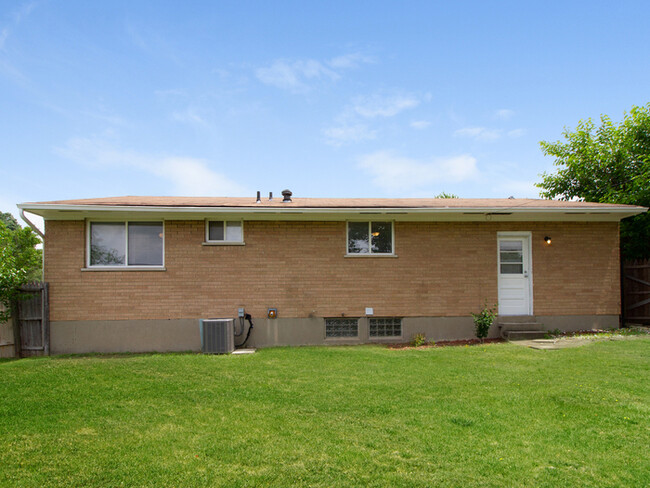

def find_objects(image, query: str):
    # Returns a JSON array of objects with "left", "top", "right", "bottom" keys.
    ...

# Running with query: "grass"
[{"left": 1, "top": 339, "right": 649, "bottom": 487}]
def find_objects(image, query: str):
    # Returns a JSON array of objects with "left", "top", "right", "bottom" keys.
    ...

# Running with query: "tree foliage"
[
  {"left": 0, "top": 217, "right": 42, "bottom": 323},
  {"left": 1, "top": 212, "right": 20, "bottom": 231},
  {"left": 537, "top": 103, "right": 650, "bottom": 259}
]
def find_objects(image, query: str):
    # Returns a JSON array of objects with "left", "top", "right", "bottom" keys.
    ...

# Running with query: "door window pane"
[
  {"left": 499, "top": 240, "right": 524, "bottom": 274},
  {"left": 128, "top": 223, "right": 163, "bottom": 266},
  {"left": 500, "top": 251, "right": 523, "bottom": 262},
  {"left": 371, "top": 222, "right": 392, "bottom": 253},
  {"left": 348, "top": 222, "right": 369, "bottom": 254},
  {"left": 500, "top": 263, "right": 523, "bottom": 274},
  {"left": 500, "top": 240, "right": 522, "bottom": 252},
  {"left": 90, "top": 223, "right": 125, "bottom": 265}
]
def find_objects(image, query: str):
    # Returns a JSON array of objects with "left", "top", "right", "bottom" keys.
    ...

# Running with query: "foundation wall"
[{"left": 49, "top": 314, "right": 620, "bottom": 354}]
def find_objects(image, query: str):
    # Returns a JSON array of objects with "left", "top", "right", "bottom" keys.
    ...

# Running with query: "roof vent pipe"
[
  {"left": 282, "top": 189, "right": 292, "bottom": 202},
  {"left": 269, "top": 192, "right": 273, "bottom": 201},
  {"left": 256, "top": 191, "right": 261, "bottom": 203}
]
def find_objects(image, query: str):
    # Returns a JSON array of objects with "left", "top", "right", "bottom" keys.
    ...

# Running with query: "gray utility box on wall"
[{"left": 199, "top": 318, "right": 235, "bottom": 354}]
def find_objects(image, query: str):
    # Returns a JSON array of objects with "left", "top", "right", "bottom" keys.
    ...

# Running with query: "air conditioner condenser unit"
[{"left": 199, "top": 318, "right": 235, "bottom": 354}]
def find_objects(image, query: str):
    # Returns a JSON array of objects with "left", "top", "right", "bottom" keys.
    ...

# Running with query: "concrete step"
[
  {"left": 498, "top": 315, "right": 537, "bottom": 324},
  {"left": 505, "top": 330, "right": 548, "bottom": 340},
  {"left": 500, "top": 323, "right": 544, "bottom": 333}
]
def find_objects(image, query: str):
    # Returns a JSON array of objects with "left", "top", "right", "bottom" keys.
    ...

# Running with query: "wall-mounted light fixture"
[
  {"left": 544, "top": 236, "right": 552, "bottom": 245},
  {"left": 268, "top": 308, "right": 277, "bottom": 319}
]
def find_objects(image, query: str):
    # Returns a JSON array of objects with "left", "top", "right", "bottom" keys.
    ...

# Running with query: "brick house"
[{"left": 18, "top": 193, "right": 646, "bottom": 353}]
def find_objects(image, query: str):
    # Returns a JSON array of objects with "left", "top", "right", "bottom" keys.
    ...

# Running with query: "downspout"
[{"left": 20, "top": 209, "right": 44, "bottom": 239}]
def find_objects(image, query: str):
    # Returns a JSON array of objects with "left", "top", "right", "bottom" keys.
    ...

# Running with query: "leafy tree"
[
  {"left": 537, "top": 103, "right": 650, "bottom": 259},
  {"left": 1, "top": 212, "right": 19, "bottom": 231},
  {"left": 435, "top": 192, "right": 459, "bottom": 198},
  {"left": 0, "top": 217, "right": 42, "bottom": 323}
]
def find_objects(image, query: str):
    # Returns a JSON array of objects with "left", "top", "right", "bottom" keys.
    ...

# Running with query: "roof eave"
[{"left": 18, "top": 202, "right": 647, "bottom": 221}]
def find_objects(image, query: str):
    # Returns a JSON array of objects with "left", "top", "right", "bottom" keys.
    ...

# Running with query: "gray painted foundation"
[{"left": 49, "top": 314, "right": 620, "bottom": 354}]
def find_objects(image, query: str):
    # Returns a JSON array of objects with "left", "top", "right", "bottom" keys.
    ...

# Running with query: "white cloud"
[
  {"left": 323, "top": 124, "right": 377, "bottom": 147},
  {"left": 358, "top": 151, "right": 479, "bottom": 192},
  {"left": 454, "top": 126, "right": 502, "bottom": 142},
  {"left": 494, "top": 109, "right": 515, "bottom": 120},
  {"left": 492, "top": 179, "right": 539, "bottom": 198},
  {"left": 327, "top": 53, "right": 375, "bottom": 69},
  {"left": 152, "top": 158, "right": 244, "bottom": 196},
  {"left": 410, "top": 120, "right": 431, "bottom": 130},
  {"left": 353, "top": 93, "right": 420, "bottom": 118},
  {"left": 0, "top": 28, "right": 8, "bottom": 50},
  {"left": 171, "top": 107, "right": 210, "bottom": 127},
  {"left": 255, "top": 53, "right": 373, "bottom": 92},
  {"left": 55, "top": 135, "right": 248, "bottom": 196},
  {"left": 0, "top": 1, "right": 37, "bottom": 50},
  {"left": 507, "top": 128, "right": 526, "bottom": 138},
  {"left": 255, "top": 59, "right": 339, "bottom": 92}
]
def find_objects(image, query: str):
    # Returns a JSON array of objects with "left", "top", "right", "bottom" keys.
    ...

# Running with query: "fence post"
[
  {"left": 43, "top": 282, "right": 50, "bottom": 356},
  {"left": 11, "top": 301, "right": 21, "bottom": 357}
]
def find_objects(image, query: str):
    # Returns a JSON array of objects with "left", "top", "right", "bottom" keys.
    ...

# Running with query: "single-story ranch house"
[{"left": 18, "top": 193, "right": 647, "bottom": 354}]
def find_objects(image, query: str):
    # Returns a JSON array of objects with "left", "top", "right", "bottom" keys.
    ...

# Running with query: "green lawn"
[{"left": 1, "top": 339, "right": 649, "bottom": 487}]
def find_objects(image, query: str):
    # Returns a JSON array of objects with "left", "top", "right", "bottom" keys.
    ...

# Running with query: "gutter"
[{"left": 20, "top": 209, "right": 45, "bottom": 239}]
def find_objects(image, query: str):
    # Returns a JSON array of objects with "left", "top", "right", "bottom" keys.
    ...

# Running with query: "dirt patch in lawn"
[{"left": 387, "top": 338, "right": 505, "bottom": 350}]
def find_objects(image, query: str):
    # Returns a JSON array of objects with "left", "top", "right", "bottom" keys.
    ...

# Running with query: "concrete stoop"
[{"left": 498, "top": 316, "right": 547, "bottom": 340}]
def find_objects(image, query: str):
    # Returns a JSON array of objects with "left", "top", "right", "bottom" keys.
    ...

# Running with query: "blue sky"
[{"left": 2, "top": 0, "right": 649, "bottom": 225}]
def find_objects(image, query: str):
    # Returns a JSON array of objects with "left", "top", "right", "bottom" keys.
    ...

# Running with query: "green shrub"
[
  {"left": 411, "top": 333, "right": 427, "bottom": 347},
  {"left": 471, "top": 303, "right": 497, "bottom": 342}
]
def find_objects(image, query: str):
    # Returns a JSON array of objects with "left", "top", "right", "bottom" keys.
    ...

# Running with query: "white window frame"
[
  {"left": 85, "top": 220, "right": 165, "bottom": 270},
  {"left": 204, "top": 219, "right": 245, "bottom": 245},
  {"left": 345, "top": 221, "right": 395, "bottom": 256}
]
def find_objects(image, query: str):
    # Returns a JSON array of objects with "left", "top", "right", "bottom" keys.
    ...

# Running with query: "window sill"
[
  {"left": 324, "top": 336, "right": 361, "bottom": 341},
  {"left": 81, "top": 267, "right": 167, "bottom": 272},
  {"left": 344, "top": 254, "right": 398, "bottom": 258},
  {"left": 202, "top": 241, "right": 245, "bottom": 246}
]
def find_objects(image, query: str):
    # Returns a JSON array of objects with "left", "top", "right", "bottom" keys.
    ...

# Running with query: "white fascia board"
[{"left": 16, "top": 203, "right": 647, "bottom": 221}]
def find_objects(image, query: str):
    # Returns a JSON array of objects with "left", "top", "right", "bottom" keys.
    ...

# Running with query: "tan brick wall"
[{"left": 44, "top": 220, "right": 620, "bottom": 321}]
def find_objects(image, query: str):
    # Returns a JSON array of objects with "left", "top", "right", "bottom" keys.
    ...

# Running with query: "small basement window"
[
  {"left": 369, "top": 317, "right": 402, "bottom": 337},
  {"left": 206, "top": 220, "right": 243, "bottom": 243},
  {"left": 325, "top": 318, "right": 359, "bottom": 338},
  {"left": 347, "top": 221, "right": 393, "bottom": 255},
  {"left": 88, "top": 221, "right": 163, "bottom": 267}
]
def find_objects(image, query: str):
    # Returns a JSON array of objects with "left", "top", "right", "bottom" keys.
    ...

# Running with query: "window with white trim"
[
  {"left": 325, "top": 318, "right": 359, "bottom": 338},
  {"left": 206, "top": 220, "right": 243, "bottom": 243},
  {"left": 369, "top": 317, "right": 402, "bottom": 337},
  {"left": 347, "top": 221, "right": 393, "bottom": 254},
  {"left": 89, "top": 221, "right": 163, "bottom": 267}
]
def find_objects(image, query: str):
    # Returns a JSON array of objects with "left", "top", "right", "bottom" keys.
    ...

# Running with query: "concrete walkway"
[{"left": 510, "top": 335, "right": 642, "bottom": 350}]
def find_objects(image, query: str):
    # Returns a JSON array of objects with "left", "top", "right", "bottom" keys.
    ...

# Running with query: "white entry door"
[{"left": 497, "top": 234, "right": 532, "bottom": 316}]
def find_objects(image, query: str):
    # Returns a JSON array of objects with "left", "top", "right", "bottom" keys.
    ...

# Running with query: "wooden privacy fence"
[
  {"left": 14, "top": 282, "right": 49, "bottom": 357},
  {"left": 622, "top": 259, "right": 650, "bottom": 325}
]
